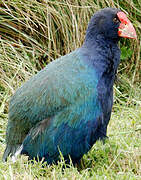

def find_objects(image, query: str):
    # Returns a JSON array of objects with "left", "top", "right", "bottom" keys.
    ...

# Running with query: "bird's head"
[{"left": 85, "top": 8, "right": 137, "bottom": 43}]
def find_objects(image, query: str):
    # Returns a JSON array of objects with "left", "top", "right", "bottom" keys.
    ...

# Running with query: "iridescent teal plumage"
[{"left": 4, "top": 49, "right": 102, "bottom": 163}]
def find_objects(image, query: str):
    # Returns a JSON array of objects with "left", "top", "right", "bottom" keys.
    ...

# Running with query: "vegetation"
[{"left": 0, "top": 0, "right": 140, "bottom": 179}]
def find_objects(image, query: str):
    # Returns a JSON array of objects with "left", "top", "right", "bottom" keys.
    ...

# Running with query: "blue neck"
[
  {"left": 78, "top": 34, "right": 121, "bottom": 89},
  {"left": 83, "top": 33, "right": 119, "bottom": 53}
]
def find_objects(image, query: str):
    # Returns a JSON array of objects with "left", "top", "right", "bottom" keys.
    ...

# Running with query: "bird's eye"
[{"left": 113, "top": 17, "right": 120, "bottom": 23}]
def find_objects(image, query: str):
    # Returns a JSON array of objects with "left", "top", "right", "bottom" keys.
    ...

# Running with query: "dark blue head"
[
  {"left": 85, "top": 8, "right": 121, "bottom": 43},
  {"left": 84, "top": 7, "right": 137, "bottom": 45}
]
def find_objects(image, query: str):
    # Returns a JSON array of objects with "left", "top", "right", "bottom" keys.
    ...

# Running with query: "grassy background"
[{"left": 0, "top": 0, "right": 141, "bottom": 179}]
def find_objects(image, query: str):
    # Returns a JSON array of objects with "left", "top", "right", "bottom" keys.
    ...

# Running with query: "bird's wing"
[
  {"left": 4, "top": 50, "right": 102, "bottom": 161},
  {"left": 20, "top": 75, "right": 102, "bottom": 163}
]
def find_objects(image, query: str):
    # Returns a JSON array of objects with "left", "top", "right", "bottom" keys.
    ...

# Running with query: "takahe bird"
[{"left": 3, "top": 8, "right": 137, "bottom": 164}]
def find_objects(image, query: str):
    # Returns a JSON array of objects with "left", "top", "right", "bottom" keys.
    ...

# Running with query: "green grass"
[
  {"left": 0, "top": 0, "right": 141, "bottom": 179},
  {"left": 0, "top": 104, "right": 140, "bottom": 179}
]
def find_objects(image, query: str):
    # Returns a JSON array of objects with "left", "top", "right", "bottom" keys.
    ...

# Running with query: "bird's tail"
[{"left": 2, "top": 144, "right": 23, "bottom": 162}]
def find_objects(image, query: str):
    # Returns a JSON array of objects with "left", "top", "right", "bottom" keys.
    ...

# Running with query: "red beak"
[{"left": 117, "top": 12, "right": 137, "bottom": 39}]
